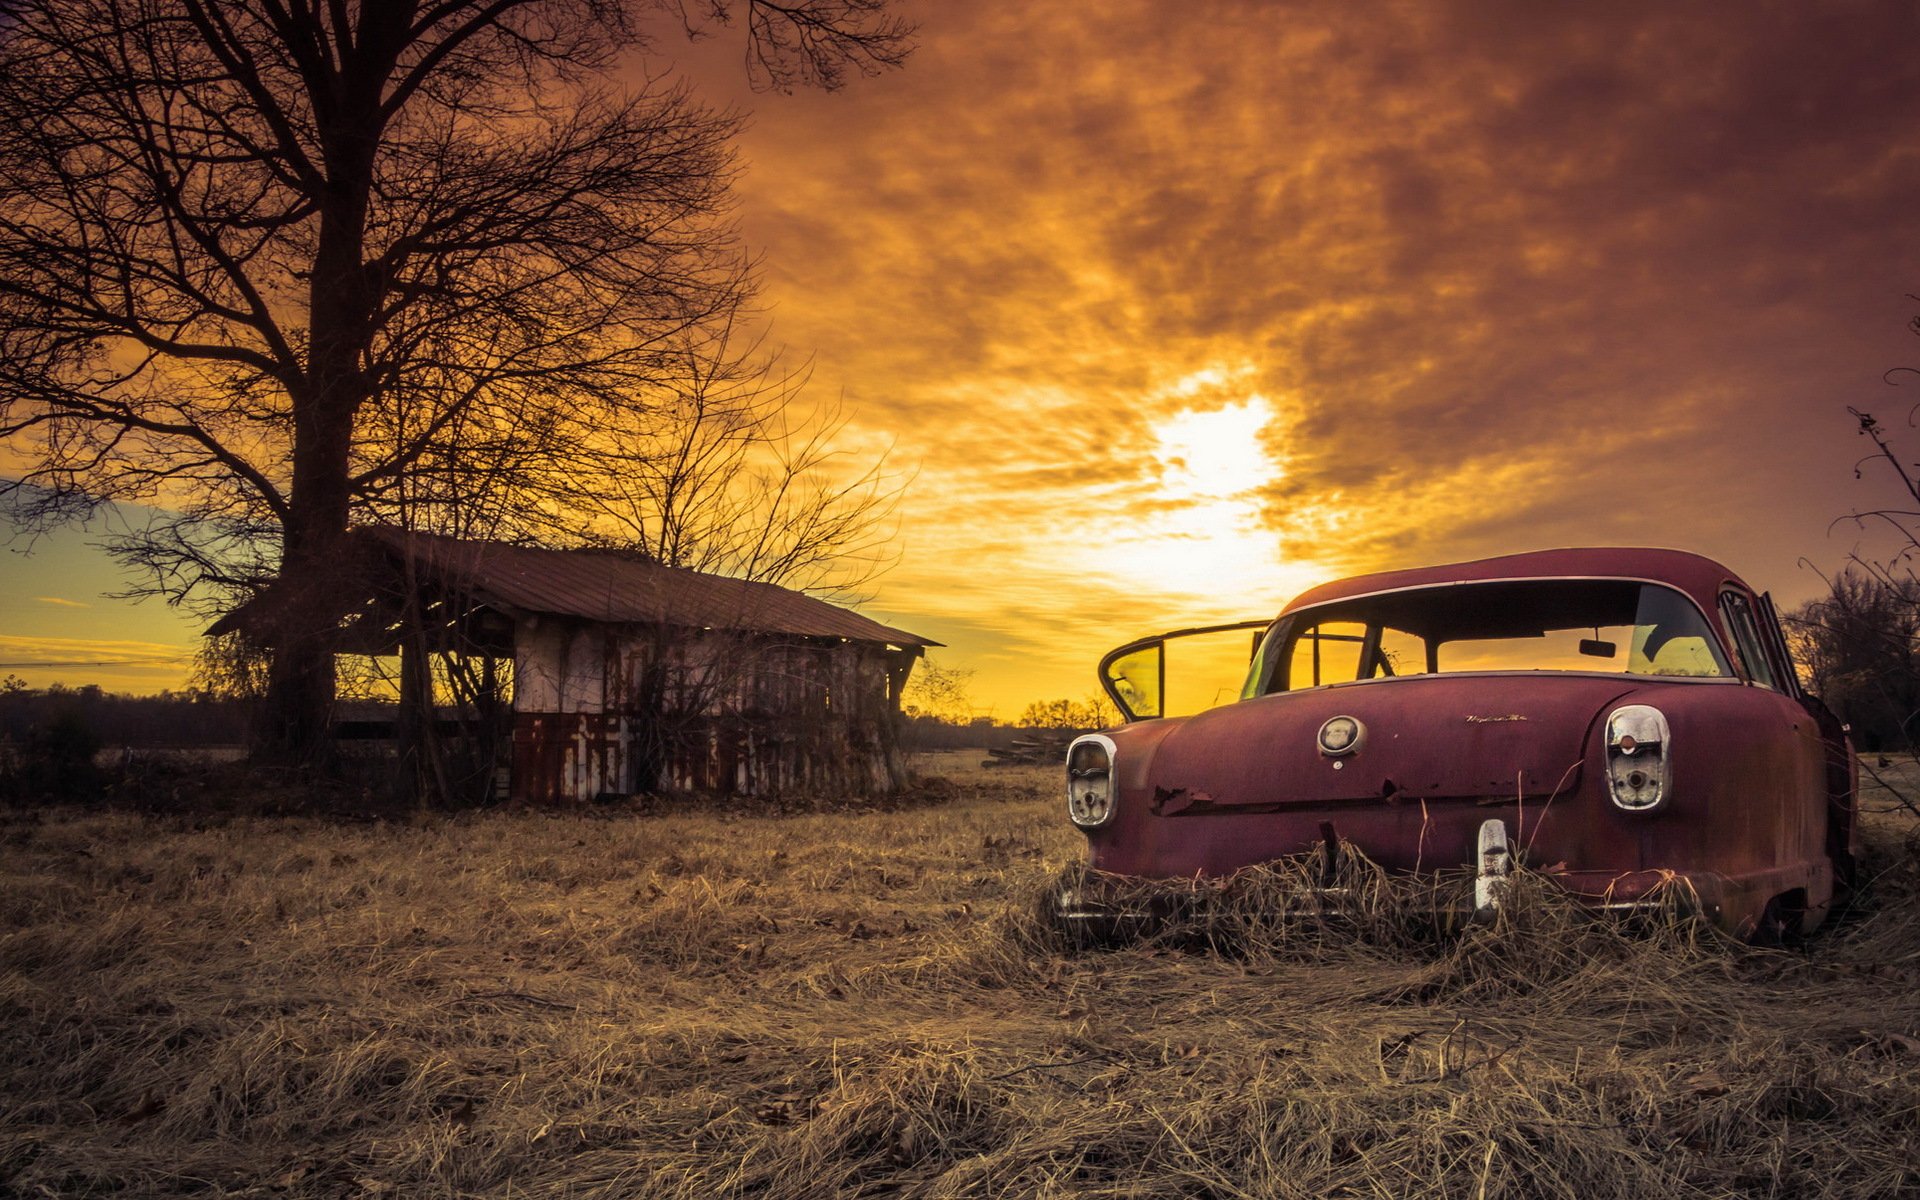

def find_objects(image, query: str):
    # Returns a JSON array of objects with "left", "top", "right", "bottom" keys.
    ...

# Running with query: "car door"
[
  {"left": 1757, "top": 589, "right": 1858, "bottom": 886},
  {"left": 1721, "top": 588, "right": 1830, "bottom": 871},
  {"left": 1098, "top": 620, "right": 1272, "bottom": 721}
]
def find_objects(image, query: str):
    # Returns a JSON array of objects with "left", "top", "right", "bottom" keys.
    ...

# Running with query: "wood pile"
[{"left": 982, "top": 731, "right": 1076, "bottom": 768}]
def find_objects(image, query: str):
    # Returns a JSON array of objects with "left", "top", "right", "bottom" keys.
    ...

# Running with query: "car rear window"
[{"left": 1249, "top": 579, "right": 1732, "bottom": 694}]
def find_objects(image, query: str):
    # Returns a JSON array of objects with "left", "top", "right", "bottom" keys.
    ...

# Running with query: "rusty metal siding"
[
  {"left": 508, "top": 617, "right": 907, "bottom": 802},
  {"left": 359, "top": 527, "right": 935, "bottom": 648},
  {"left": 510, "top": 712, "right": 646, "bottom": 804}
]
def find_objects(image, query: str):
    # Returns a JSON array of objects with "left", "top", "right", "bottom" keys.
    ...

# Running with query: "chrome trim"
[
  {"left": 1251, "top": 670, "right": 1742, "bottom": 698},
  {"left": 1474, "top": 819, "right": 1511, "bottom": 916},
  {"left": 1316, "top": 715, "right": 1365, "bottom": 756},
  {"left": 1605, "top": 704, "right": 1671, "bottom": 812},
  {"left": 1066, "top": 733, "right": 1120, "bottom": 827},
  {"left": 1283, "top": 572, "right": 1718, "bottom": 611}
]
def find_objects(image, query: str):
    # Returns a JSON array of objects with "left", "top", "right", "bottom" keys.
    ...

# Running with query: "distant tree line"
[
  {"left": 896, "top": 655, "right": 1120, "bottom": 750},
  {"left": 0, "top": 678, "right": 251, "bottom": 748}
]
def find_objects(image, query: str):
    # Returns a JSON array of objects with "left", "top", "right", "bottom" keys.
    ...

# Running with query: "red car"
[{"left": 1062, "top": 548, "right": 1857, "bottom": 940}]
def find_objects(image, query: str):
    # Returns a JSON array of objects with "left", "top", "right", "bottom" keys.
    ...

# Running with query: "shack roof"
[
  {"left": 210, "top": 527, "right": 939, "bottom": 649},
  {"left": 1281, "top": 547, "right": 1752, "bottom": 619}
]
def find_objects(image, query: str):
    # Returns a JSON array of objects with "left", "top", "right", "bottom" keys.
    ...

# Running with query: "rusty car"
[{"left": 1060, "top": 548, "right": 1857, "bottom": 941}]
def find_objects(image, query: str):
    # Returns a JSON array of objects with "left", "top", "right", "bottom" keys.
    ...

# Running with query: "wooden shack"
[{"left": 212, "top": 527, "right": 938, "bottom": 801}]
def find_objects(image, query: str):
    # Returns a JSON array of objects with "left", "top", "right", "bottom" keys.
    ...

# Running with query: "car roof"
[{"left": 1280, "top": 547, "right": 1750, "bottom": 618}]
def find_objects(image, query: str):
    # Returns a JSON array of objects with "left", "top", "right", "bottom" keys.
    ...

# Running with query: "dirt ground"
[{"left": 3, "top": 753, "right": 1919, "bottom": 1198}]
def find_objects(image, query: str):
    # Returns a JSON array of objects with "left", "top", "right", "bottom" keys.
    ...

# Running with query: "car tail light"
[
  {"left": 1067, "top": 734, "right": 1118, "bottom": 827},
  {"left": 1605, "top": 705, "right": 1670, "bottom": 812}
]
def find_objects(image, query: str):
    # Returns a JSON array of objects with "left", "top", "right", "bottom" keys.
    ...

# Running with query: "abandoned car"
[{"left": 1061, "top": 548, "right": 1856, "bottom": 940}]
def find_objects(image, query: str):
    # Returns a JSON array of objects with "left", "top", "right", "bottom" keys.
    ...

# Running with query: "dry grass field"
[{"left": 4, "top": 751, "right": 1920, "bottom": 1198}]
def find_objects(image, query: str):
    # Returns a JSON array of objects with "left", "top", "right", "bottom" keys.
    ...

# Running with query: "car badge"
[{"left": 1317, "top": 715, "right": 1364, "bottom": 756}]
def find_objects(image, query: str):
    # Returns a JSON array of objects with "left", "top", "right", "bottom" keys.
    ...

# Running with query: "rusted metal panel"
[
  {"left": 510, "top": 706, "right": 901, "bottom": 801},
  {"left": 357, "top": 527, "right": 936, "bottom": 648},
  {"left": 1283, "top": 548, "right": 1740, "bottom": 628},
  {"left": 511, "top": 712, "right": 617, "bottom": 804},
  {"left": 509, "top": 617, "right": 907, "bottom": 801}
]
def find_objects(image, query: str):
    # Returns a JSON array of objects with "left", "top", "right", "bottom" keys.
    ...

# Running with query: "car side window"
[
  {"left": 1374, "top": 626, "right": 1429, "bottom": 678},
  {"left": 1287, "top": 621, "right": 1366, "bottom": 689},
  {"left": 1719, "top": 591, "right": 1778, "bottom": 690},
  {"left": 1755, "top": 592, "right": 1803, "bottom": 697}
]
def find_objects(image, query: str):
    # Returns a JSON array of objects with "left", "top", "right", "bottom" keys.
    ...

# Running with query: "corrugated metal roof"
[{"left": 358, "top": 527, "right": 937, "bottom": 647}]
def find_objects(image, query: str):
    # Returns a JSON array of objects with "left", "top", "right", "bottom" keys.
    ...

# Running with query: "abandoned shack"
[{"left": 210, "top": 527, "right": 938, "bottom": 801}]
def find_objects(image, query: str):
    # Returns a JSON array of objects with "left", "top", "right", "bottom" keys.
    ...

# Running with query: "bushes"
[{"left": 1, "top": 706, "right": 101, "bottom": 802}]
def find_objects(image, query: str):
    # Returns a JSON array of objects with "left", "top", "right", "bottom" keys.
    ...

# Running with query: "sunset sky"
[{"left": 6, "top": 0, "right": 1920, "bottom": 715}]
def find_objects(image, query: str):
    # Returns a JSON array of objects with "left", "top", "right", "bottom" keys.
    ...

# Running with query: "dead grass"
[{"left": 3, "top": 755, "right": 1919, "bottom": 1197}]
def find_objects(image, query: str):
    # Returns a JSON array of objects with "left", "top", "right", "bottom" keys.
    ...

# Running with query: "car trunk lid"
[{"left": 1144, "top": 674, "right": 1638, "bottom": 814}]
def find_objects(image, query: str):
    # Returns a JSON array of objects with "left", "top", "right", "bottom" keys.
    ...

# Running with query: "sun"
[
  {"left": 1154, "top": 395, "right": 1279, "bottom": 503},
  {"left": 1069, "top": 380, "right": 1325, "bottom": 615}
]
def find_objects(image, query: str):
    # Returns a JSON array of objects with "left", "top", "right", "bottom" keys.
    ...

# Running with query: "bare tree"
[
  {"left": 1793, "top": 399, "right": 1920, "bottom": 814},
  {"left": 1796, "top": 298, "right": 1920, "bottom": 815},
  {"left": 0, "top": 0, "right": 911, "bottom": 762},
  {"left": 1788, "top": 567, "right": 1920, "bottom": 756},
  {"left": 570, "top": 321, "right": 904, "bottom": 600},
  {"left": 901, "top": 655, "right": 975, "bottom": 723},
  {"left": 663, "top": 0, "right": 912, "bottom": 91}
]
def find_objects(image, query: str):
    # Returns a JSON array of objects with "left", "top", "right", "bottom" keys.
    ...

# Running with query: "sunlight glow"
[
  {"left": 1050, "top": 369, "right": 1332, "bottom": 621},
  {"left": 1155, "top": 395, "right": 1279, "bottom": 502},
  {"left": 1134, "top": 393, "right": 1296, "bottom": 599}
]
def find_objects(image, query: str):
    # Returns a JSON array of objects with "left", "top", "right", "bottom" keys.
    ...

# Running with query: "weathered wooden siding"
[{"left": 509, "top": 617, "right": 911, "bottom": 802}]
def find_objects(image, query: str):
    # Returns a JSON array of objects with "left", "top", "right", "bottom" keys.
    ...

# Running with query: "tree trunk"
[
  {"left": 255, "top": 365, "right": 361, "bottom": 765},
  {"left": 255, "top": 88, "right": 382, "bottom": 764},
  {"left": 257, "top": 483, "right": 353, "bottom": 765}
]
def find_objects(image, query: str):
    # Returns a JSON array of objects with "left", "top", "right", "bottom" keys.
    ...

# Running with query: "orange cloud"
[
  {"left": 14, "top": 3, "right": 1920, "bottom": 711},
  {"left": 0, "top": 635, "right": 193, "bottom": 692},
  {"left": 685, "top": 0, "right": 1920, "bottom": 711}
]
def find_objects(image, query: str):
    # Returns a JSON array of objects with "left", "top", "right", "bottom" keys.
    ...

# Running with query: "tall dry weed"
[{"left": 2, "top": 760, "right": 1918, "bottom": 1198}]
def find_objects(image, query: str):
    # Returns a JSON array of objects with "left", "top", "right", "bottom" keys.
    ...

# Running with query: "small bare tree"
[
  {"left": 570, "top": 322, "right": 905, "bottom": 600},
  {"left": 902, "top": 656, "right": 975, "bottom": 723},
  {"left": 1793, "top": 401, "right": 1920, "bottom": 814}
]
